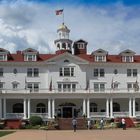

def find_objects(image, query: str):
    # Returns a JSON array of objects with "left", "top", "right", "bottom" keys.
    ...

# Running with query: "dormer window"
[
  {"left": 0, "top": 48, "right": 9, "bottom": 61},
  {"left": 0, "top": 54, "right": 7, "bottom": 61},
  {"left": 95, "top": 55, "right": 106, "bottom": 62},
  {"left": 24, "top": 54, "right": 37, "bottom": 61},
  {"left": 120, "top": 49, "right": 135, "bottom": 63},
  {"left": 92, "top": 49, "right": 108, "bottom": 62},
  {"left": 23, "top": 48, "right": 38, "bottom": 62},
  {"left": 122, "top": 56, "right": 133, "bottom": 62}
]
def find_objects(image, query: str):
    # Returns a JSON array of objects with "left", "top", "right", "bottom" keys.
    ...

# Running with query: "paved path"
[{"left": 0, "top": 129, "right": 140, "bottom": 140}]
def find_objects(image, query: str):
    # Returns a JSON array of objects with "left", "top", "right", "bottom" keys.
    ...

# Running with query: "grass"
[{"left": 0, "top": 131, "right": 15, "bottom": 137}]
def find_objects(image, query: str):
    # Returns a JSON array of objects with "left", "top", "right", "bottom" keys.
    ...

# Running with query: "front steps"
[
  {"left": 58, "top": 118, "right": 87, "bottom": 130},
  {"left": 115, "top": 117, "right": 135, "bottom": 128}
]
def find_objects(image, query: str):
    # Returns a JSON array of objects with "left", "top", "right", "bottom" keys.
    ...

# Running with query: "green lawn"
[{"left": 0, "top": 131, "right": 15, "bottom": 137}]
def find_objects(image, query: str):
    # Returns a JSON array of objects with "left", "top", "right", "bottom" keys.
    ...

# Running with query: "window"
[
  {"left": 0, "top": 54, "right": 7, "bottom": 61},
  {"left": 127, "top": 69, "right": 137, "bottom": 77},
  {"left": 57, "top": 83, "right": 76, "bottom": 92},
  {"left": 113, "top": 103, "right": 120, "bottom": 112},
  {"left": 12, "top": 83, "right": 18, "bottom": 90},
  {"left": 36, "top": 103, "right": 46, "bottom": 113},
  {"left": 27, "top": 83, "right": 39, "bottom": 92},
  {"left": 24, "top": 54, "right": 37, "bottom": 61},
  {"left": 77, "top": 43, "right": 84, "bottom": 49},
  {"left": 127, "top": 83, "right": 136, "bottom": 90},
  {"left": 122, "top": 56, "right": 133, "bottom": 62},
  {"left": 93, "top": 69, "right": 105, "bottom": 77},
  {"left": 0, "top": 82, "right": 4, "bottom": 89},
  {"left": 62, "top": 43, "right": 66, "bottom": 49},
  {"left": 13, "top": 103, "right": 23, "bottom": 113},
  {"left": 59, "top": 67, "right": 75, "bottom": 77},
  {"left": 90, "top": 103, "right": 97, "bottom": 112},
  {"left": 95, "top": 56, "right": 106, "bottom": 62},
  {"left": 0, "top": 68, "right": 3, "bottom": 77},
  {"left": 94, "top": 83, "right": 105, "bottom": 92},
  {"left": 27, "top": 68, "right": 39, "bottom": 77}
]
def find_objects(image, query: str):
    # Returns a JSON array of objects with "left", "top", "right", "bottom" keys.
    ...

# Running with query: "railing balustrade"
[{"left": 0, "top": 88, "right": 139, "bottom": 94}]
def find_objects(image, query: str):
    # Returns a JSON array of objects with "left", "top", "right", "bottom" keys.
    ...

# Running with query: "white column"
[
  {"left": 23, "top": 99, "right": 27, "bottom": 119},
  {"left": 133, "top": 98, "right": 136, "bottom": 117},
  {"left": 27, "top": 99, "right": 30, "bottom": 119},
  {"left": 48, "top": 99, "right": 51, "bottom": 118},
  {"left": 106, "top": 98, "right": 109, "bottom": 118},
  {"left": 129, "top": 98, "right": 132, "bottom": 117},
  {"left": 52, "top": 99, "right": 55, "bottom": 118},
  {"left": 83, "top": 99, "right": 86, "bottom": 115},
  {"left": 3, "top": 98, "right": 6, "bottom": 118},
  {"left": 110, "top": 98, "right": 113, "bottom": 118},
  {"left": 87, "top": 98, "right": 90, "bottom": 118},
  {"left": 0, "top": 98, "right": 2, "bottom": 119}
]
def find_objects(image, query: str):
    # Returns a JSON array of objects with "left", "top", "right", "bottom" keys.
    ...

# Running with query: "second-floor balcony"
[{"left": 0, "top": 87, "right": 139, "bottom": 94}]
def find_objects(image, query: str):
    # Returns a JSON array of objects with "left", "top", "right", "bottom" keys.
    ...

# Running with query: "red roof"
[{"left": 1, "top": 51, "right": 140, "bottom": 63}]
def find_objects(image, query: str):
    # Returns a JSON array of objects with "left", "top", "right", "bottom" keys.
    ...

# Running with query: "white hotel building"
[{"left": 0, "top": 23, "right": 140, "bottom": 121}]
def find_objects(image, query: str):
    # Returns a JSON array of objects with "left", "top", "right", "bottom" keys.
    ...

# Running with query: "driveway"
[{"left": 0, "top": 129, "right": 140, "bottom": 140}]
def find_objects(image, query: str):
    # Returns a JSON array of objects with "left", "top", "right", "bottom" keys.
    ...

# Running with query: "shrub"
[{"left": 29, "top": 116, "right": 43, "bottom": 126}]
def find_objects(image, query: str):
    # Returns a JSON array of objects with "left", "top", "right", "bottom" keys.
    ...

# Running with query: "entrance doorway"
[{"left": 63, "top": 107, "right": 72, "bottom": 118}]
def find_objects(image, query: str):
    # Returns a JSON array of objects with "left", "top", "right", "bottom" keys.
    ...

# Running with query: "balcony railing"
[{"left": 0, "top": 88, "right": 139, "bottom": 94}]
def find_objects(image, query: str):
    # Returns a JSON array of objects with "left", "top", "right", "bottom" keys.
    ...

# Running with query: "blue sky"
[
  {"left": 23, "top": 0, "right": 140, "bottom": 5},
  {"left": 0, "top": 0, "right": 140, "bottom": 54}
]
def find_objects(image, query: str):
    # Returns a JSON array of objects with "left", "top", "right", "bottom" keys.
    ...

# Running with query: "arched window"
[
  {"left": 13, "top": 103, "right": 23, "bottom": 113},
  {"left": 57, "top": 43, "right": 60, "bottom": 49},
  {"left": 90, "top": 103, "right": 97, "bottom": 112},
  {"left": 113, "top": 102, "right": 120, "bottom": 112},
  {"left": 136, "top": 102, "right": 139, "bottom": 111},
  {"left": 62, "top": 43, "right": 66, "bottom": 49},
  {"left": 36, "top": 103, "right": 46, "bottom": 113}
]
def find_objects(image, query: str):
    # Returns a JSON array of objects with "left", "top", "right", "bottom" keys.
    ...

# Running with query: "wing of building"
[{"left": 0, "top": 23, "right": 140, "bottom": 125}]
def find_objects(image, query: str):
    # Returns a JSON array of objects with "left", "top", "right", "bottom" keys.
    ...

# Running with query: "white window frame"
[
  {"left": 94, "top": 83, "right": 105, "bottom": 92},
  {"left": 122, "top": 56, "right": 133, "bottom": 62},
  {"left": 59, "top": 67, "right": 75, "bottom": 77},
  {"left": 0, "top": 54, "right": 7, "bottom": 61},
  {"left": 27, "top": 83, "right": 39, "bottom": 92},
  {"left": 127, "top": 69, "right": 137, "bottom": 77},
  {"left": 127, "top": 83, "right": 135, "bottom": 90},
  {"left": 93, "top": 68, "right": 105, "bottom": 77},
  {"left": 27, "top": 68, "right": 39, "bottom": 77},
  {"left": 58, "top": 83, "right": 76, "bottom": 92},
  {"left": 77, "top": 43, "right": 84, "bottom": 49},
  {"left": 95, "top": 55, "right": 106, "bottom": 62},
  {"left": 0, "top": 82, "right": 4, "bottom": 89},
  {"left": 0, "top": 68, "right": 3, "bottom": 77},
  {"left": 24, "top": 54, "right": 37, "bottom": 61}
]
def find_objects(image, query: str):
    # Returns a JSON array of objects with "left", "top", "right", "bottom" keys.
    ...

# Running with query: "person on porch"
[{"left": 72, "top": 117, "right": 77, "bottom": 132}]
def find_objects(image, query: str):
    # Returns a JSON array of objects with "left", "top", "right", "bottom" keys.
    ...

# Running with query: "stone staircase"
[{"left": 58, "top": 118, "right": 87, "bottom": 130}]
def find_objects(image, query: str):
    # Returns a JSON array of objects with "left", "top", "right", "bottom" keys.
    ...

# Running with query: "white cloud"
[{"left": 0, "top": 1, "right": 140, "bottom": 54}]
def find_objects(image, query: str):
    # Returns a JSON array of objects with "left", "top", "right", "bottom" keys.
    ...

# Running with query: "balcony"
[{"left": 0, "top": 88, "right": 139, "bottom": 94}]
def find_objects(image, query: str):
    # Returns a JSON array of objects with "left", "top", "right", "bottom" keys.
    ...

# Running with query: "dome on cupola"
[
  {"left": 57, "top": 23, "right": 70, "bottom": 33},
  {"left": 54, "top": 23, "right": 73, "bottom": 54}
]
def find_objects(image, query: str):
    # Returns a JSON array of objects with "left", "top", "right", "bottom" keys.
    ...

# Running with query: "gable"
[{"left": 44, "top": 52, "right": 89, "bottom": 64}]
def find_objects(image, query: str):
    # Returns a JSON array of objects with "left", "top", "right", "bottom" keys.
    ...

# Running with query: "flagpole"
[{"left": 63, "top": 9, "right": 64, "bottom": 24}]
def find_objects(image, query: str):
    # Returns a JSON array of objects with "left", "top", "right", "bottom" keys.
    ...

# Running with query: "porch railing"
[
  {"left": 30, "top": 113, "right": 48, "bottom": 119},
  {"left": 6, "top": 113, "right": 24, "bottom": 119},
  {"left": 113, "top": 112, "right": 129, "bottom": 117},
  {"left": 90, "top": 112, "right": 106, "bottom": 117}
]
